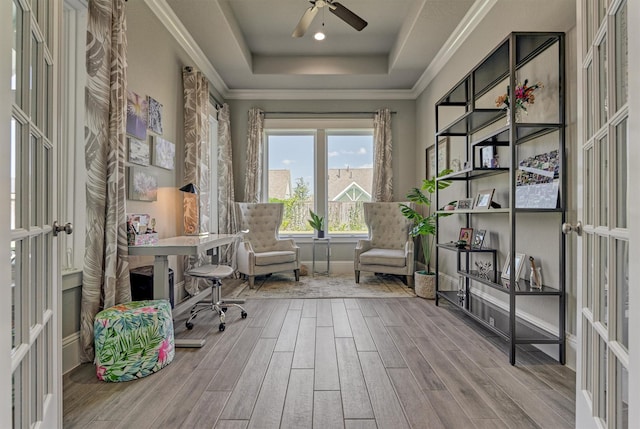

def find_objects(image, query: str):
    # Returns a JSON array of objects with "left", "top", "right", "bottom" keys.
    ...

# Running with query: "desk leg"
[{"left": 154, "top": 255, "right": 205, "bottom": 348}]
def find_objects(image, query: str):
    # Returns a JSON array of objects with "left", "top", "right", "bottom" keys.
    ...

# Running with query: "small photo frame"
[
  {"left": 481, "top": 146, "right": 496, "bottom": 168},
  {"left": 501, "top": 252, "right": 526, "bottom": 280},
  {"left": 426, "top": 137, "right": 449, "bottom": 179},
  {"left": 456, "top": 197, "right": 474, "bottom": 210},
  {"left": 471, "top": 229, "right": 486, "bottom": 249},
  {"left": 458, "top": 228, "right": 473, "bottom": 245},
  {"left": 475, "top": 189, "right": 495, "bottom": 209}
]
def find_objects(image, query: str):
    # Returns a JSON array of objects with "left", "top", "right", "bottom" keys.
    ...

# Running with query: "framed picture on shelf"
[
  {"left": 501, "top": 252, "right": 526, "bottom": 281},
  {"left": 456, "top": 197, "right": 474, "bottom": 210},
  {"left": 475, "top": 189, "right": 495, "bottom": 209},
  {"left": 458, "top": 228, "right": 473, "bottom": 246},
  {"left": 426, "top": 137, "right": 449, "bottom": 179},
  {"left": 481, "top": 146, "right": 497, "bottom": 168},
  {"left": 471, "top": 229, "right": 486, "bottom": 249}
]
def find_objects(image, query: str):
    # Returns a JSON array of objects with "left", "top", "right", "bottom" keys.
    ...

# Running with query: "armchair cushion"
[
  {"left": 255, "top": 250, "right": 297, "bottom": 266},
  {"left": 359, "top": 248, "right": 406, "bottom": 267}
]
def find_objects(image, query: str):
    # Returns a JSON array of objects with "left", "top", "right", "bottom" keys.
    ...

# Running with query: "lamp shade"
[{"left": 179, "top": 183, "right": 198, "bottom": 194}]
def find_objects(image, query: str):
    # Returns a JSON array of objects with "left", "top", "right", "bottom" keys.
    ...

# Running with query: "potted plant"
[
  {"left": 308, "top": 209, "right": 325, "bottom": 238},
  {"left": 400, "top": 169, "right": 453, "bottom": 298}
]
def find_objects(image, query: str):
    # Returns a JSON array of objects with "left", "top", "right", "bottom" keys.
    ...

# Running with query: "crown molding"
[{"left": 224, "top": 89, "right": 416, "bottom": 101}]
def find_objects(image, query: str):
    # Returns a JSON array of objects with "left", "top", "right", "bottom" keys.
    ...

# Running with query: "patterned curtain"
[
  {"left": 81, "top": 0, "right": 130, "bottom": 362},
  {"left": 244, "top": 107, "right": 264, "bottom": 202},
  {"left": 372, "top": 108, "right": 393, "bottom": 202},
  {"left": 217, "top": 103, "right": 236, "bottom": 251},
  {"left": 182, "top": 67, "right": 211, "bottom": 295}
]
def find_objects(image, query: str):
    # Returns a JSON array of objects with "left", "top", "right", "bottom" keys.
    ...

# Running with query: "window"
[{"left": 264, "top": 119, "right": 373, "bottom": 236}]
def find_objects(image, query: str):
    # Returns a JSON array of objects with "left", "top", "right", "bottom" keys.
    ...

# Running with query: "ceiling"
[{"left": 162, "top": 0, "right": 478, "bottom": 96}]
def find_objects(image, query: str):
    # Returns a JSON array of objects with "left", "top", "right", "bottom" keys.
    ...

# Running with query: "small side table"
[{"left": 312, "top": 237, "right": 331, "bottom": 276}]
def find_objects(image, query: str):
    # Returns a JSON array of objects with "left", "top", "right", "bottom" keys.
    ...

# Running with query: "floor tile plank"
[
  {"left": 388, "top": 367, "right": 446, "bottom": 429},
  {"left": 280, "top": 369, "right": 314, "bottom": 429},
  {"left": 346, "top": 308, "right": 377, "bottom": 351},
  {"left": 313, "top": 391, "right": 345, "bottom": 429},
  {"left": 317, "top": 299, "right": 333, "bottom": 326},
  {"left": 364, "top": 316, "right": 407, "bottom": 368},
  {"left": 292, "top": 317, "right": 316, "bottom": 368},
  {"left": 315, "top": 326, "right": 340, "bottom": 390},
  {"left": 332, "top": 300, "right": 354, "bottom": 337},
  {"left": 335, "top": 338, "right": 374, "bottom": 419},
  {"left": 274, "top": 309, "right": 302, "bottom": 352},
  {"left": 247, "top": 352, "right": 293, "bottom": 429}
]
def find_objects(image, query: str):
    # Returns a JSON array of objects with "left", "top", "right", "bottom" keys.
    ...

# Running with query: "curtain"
[
  {"left": 217, "top": 103, "right": 236, "bottom": 263},
  {"left": 81, "top": 0, "right": 130, "bottom": 362},
  {"left": 182, "top": 67, "right": 211, "bottom": 295},
  {"left": 244, "top": 107, "right": 264, "bottom": 202},
  {"left": 372, "top": 108, "right": 393, "bottom": 202}
]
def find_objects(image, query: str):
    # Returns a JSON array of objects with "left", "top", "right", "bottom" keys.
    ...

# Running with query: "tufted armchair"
[
  {"left": 354, "top": 202, "right": 415, "bottom": 286},
  {"left": 234, "top": 203, "right": 300, "bottom": 288}
]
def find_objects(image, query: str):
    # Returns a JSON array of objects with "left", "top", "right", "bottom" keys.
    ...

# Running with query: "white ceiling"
[{"left": 163, "top": 0, "right": 477, "bottom": 95}]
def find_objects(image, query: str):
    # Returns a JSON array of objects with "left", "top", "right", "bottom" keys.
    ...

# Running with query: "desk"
[{"left": 129, "top": 234, "right": 235, "bottom": 347}]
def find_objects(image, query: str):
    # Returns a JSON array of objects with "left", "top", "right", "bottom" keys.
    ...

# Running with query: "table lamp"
[{"left": 179, "top": 183, "right": 207, "bottom": 236}]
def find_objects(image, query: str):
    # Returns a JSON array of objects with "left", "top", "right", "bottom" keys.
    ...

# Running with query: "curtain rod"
[{"left": 261, "top": 111, "right": 397, "bottom": 116}]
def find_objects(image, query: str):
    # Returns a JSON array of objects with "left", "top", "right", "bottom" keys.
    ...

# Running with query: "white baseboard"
[{"left": 62, "top": 332, "right": 82, "bottom": 374}]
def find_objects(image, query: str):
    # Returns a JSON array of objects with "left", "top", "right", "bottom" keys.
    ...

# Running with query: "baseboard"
[{"left": 62, "top": 332, "right": 82, "bottom": 374}]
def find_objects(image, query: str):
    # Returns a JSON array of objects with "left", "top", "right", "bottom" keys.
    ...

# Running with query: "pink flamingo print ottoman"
[{"left": 94, "top": 300, "right": 174, "bottom": 382}]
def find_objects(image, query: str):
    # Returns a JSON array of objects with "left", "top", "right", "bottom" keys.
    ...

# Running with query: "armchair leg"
[
  {"left": 406, "top": 275, "right": 414, "bottom": 287},
  {"left": 294, "top": 269, "right": 300, "bottom": 281},
  {"left": 355, "top": 270, "right": 360, "bottom": 283},
  {"left": 248, "top": 276, "right": 255, "bottom": 288}
]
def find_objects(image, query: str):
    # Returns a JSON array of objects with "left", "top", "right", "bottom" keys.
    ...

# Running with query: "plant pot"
[
  {"left": 414, "top": 270, "right": 436, "bottom": 299},
  {"left": 316, "top": 230, "right": 325, "bottom": 238}
]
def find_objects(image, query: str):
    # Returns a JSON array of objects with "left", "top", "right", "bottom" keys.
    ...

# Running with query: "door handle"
[
  {"left": 53, "top": 221, "right": 73, "bottom": 236},
  {"left": 561, "top": 221, "right": 582, "bottom": 236}
]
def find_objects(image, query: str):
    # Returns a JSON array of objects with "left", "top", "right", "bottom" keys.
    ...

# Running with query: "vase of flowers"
[{"left": 495, "top": 79, "right": 543, "bottom": 125}]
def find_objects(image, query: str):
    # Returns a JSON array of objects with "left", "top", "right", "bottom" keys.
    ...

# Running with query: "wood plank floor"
[{"left": 63, "top": 297, "right": 575, "bottom": 429}]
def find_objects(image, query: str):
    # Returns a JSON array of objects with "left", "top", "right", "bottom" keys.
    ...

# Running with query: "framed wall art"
[
  {"left": 126, "top": 90, "right": 148, "bottom": 140},
  {"left": 151, "top": 136, "right": 175, "bottom": 170},
  {"left": 128, "top": 137, "right": 150, "bottom": 166},
  {"left": 128, "top": 167, "right": 158, "bottom": 201}
]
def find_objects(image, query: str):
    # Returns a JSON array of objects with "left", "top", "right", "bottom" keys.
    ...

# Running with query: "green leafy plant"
[
  {"left": 400, "top": 169, "right": 454, "bottom": 274},
  {"left": 308, "top": 209, "right": 324, "bottom": 232}
]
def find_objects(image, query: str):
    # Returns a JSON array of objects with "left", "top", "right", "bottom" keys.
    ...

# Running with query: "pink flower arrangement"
[{"left": 495, "top": 79, "right": 543, "bottom": 112}]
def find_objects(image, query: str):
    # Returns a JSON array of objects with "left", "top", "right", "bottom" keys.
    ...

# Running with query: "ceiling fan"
[{"left": 292, "top": 0, "right": 368, "bottom": 38}]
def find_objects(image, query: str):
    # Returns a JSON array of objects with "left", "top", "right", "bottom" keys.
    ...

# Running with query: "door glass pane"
[
  {"left": 597, "top": 0, "right": 606, "bottom": 29},
  {"left": 12, "top": 363, "right": 22, "bottom": 428},
  {"left": 43, "top": 234, "right": 49, "bottom": 310},
  {"left": 616, "top": 359, "right": 629, "bottom": 429},
  {"left": 30, "top": 236, "right": 38, "bottom": 327},
  {"left": 615, "top": 119, "right": 627, "bottom": 228},
  {"left": 44, "top": 146, "right": 50, "bottom": 224},
  {"left": 584, "top": 320, "right": 592, "bottom": 394},
  {"left": 585, "top": 145, "right": 593, "bottom": 225},
  {"left": 598, "top": 136, "right": 608, "bottom": 226},
  {"left": 30, "top": 345, "right": 38, "bottom": 424},
  {"left": 43, "top": 62, "right": 51, "bottom": 138},
  {"left": 266, "top": 134, "right": 315, "bottom": 234},
  {"left": 597, "top": 37, "right": 607, "bottom": 128},
  {"left": 30, "top": 134, "right": 38, "bottom": 226},
  {"left": 11, "top": 240, "right": 21, "bottom": 350},
  {"left": 11, "top": 119, "right": 20, "bottom": 230},
  {"left": 586, "top": 63, "right": 594, "bottom": 138},
  {"left": 616, "top": 239, "right": 628, "bottom": 348},
  {"left": 12, "top": 0, "right": 23, "bottom": 106},
  {"left": 586, "top": 234, "right": 593, "bottom": 310},
  {"left": 599, "top": 236, "right": 608, "bottom": 326},
  {"left": 598, "top": 337, "right": 608, "bottom": 422},
  {"left": 585, "top": 0, "right": 593, "bottom": 52},
  {"left": 30, "top": 34, "right": 38, "bottom": 125},
  {"left": 327, "top": 133, "right": 373, "bottom": 234},
  {"left": 615, "top": 1, "right": 628, "bottom": 110}
]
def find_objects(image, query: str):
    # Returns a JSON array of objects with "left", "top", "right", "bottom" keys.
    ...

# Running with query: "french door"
[
  {"left": 7, "top": 0, "right": 61, "bottom": 427},
  {"left": 576, "top": 0, "right": 629, "bottom": 427}
]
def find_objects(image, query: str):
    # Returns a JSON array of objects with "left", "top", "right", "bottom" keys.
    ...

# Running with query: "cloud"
[
  {"left": 357, "top": 147, "right": 367, "bottom": 155},
  {"left": 340, "top": 147, "right": 368, "bottom": 155},
  {"left": 328, "top": 151, "right": 339, "bottom": 157},
  {"left": 358, "top": 163, "right": 373, "bottom": 168},
  {"left": 282, "top": 159, "right": 294, "bottom": 165}
]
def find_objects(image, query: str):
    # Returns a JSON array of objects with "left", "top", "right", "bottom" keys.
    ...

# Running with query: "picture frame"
[
  {"left": 126, "top": 90, "right": 148, "bottom": 140},
  {"left": 481, "top": 145, "right": 496, "bottom": 168},
  {"left": 458, "top": 227, "right": 473, "bottom": 245},
  {"left": 501, "top": 252, "right": 526, "bottom": 281},
  {"left": 128, "top": 137, "right": 150, "bottom": 166},
  {"left": 475, "top": 189, "right": 495, "bottom": 209},
  {"left": 128, "top": 166, "right": 158, "bottom": 201},
  {"left": 147, "top": 96, "right": 164, "bottom": 135},
  {"left": 471, "top": 229, "right": 486, "bottom": 249},
  {"left": 456, "top": 197, "right": 474, "bottom": 210},
  {"left": 426, "top": 137, "right": 449, "bottom": 179},
  {"left": 151, "top": 136, "right": 176, "bottom": 170}
]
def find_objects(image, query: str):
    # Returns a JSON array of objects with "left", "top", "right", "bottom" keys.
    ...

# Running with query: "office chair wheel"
[
  {"left": 219, "top": 323, "right": 226, "bottom": 332},
  {"left": 186, "top": 321, "right": 194, "bottom": 330},
  {"left": 241, "top": 311, "right": 248, "bottom": 319},
  {"left": 221, "top": 307, "right": 228, "bottom": 312}
]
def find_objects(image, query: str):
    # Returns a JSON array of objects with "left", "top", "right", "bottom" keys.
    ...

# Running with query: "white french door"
[
  {"left": 7, "top": 0, "right": 61, "bottom": 428},
  {"left": 576, "top": 0, "right": 630, "bottom": 427}
]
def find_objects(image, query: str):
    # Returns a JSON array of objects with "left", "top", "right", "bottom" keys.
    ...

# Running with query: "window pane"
[
  {"left": 585, "top": 145, "right": 593, "bottom": 225},
  {"left": 599, "top": 236, "right": 608, "bottom": 326},
  {"left": 30, "top": 134, "right": 38, "bottom": 226},
  {"left": 584, "top": 319, "right": 592, "bottom": 394},
  {"left": 598, "top": 136, "right": 608, "bottom": 226},
  {"left": 586, "top": 63, "right": 594, "bottom": 138},
  {"left": 616, "top": 359, "right": 629, "bottom": 429},
  {"left": 598, "top": 338, "right": 608, "bottom": 422},
  {"left": 30, "top": 237, "right": 38, "bottom": 327},
  {"left": 43, "top": 234, "right": 49, "bottom": 310},
  {"left": 44, "top": 146, "right": 50, "bottom": 224},
  {"left": 616, "top": 239, "right": 628, "bottom": 348},
  {"left": 597, "top": 37, "right": 607, "bottom": 128},
  {"left": 615, "top": 1, "right": 628, "bottom": 110},
  {"left": 12, "top": 362, "right": 22, "bottom": 428},
  {"left": 11, "top": 118, "right": 21, "bottom": 230},
  {"left": 327, "top": 133, "right": 373, "bottom": 234},
  {"left": 43, "top": 63, "right": 51, "bottom": 138},
  {"left": 30, "top": 344, "right": 38, "bottom": 424},
  {"left": 11, "top": 240, "right": 21, "bottom": 350},
  {"left": 586, "top": 234, "right": 593, "bottom": 310},
  {"left": 597, "top": 0, "right": 606, "bottom": 29},
  {"left": 267, "top": 134, "right": 314, "bottom": 233},
  {"left": 12, "top": 0, "right": 23, "bottom": 106},
  {"left": 30, "top": 34, "right": 38, "bottom": 124},
  {"left": 615, "top": 119, "right": 627, "bottom": 228},
  {"left": 585, "top": 0, "right": 593, "bottom": 52}
]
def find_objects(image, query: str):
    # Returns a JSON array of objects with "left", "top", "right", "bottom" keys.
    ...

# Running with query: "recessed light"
[{"left": 314, "top": 31, "right": 326, "bottom": 41}]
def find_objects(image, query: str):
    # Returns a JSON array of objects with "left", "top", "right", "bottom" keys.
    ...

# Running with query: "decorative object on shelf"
[
  {"left": 501, "top": 252, "right": 526, "bottom": 284},
  {"left": 426, "top": 138, "right": 449, "bottom": 179},
  {"left": 515, "top": 149, "right": 560, "bottom": 208},
  {"left": 457, "top": 275, "right": 465, "bottom": 305},
  {"left": 128, "top": 137, "right": 150, "bottom": 166},
  {"left": 474, "top": 260, "right": 492, "bottom": 280},
  {"left": 308, "top": 209, "right": 325, "bottom": 238},
  {"left": 471, "top": 229, "right": 486, "bottom": 249},
  {"left": 481, "top": 146, "right": 495, "bottom": 168},
  {"left": 455, "top": 240, "right": 467, "bottom": 249},
  {"left": 458, "top": 228, "right": 473, "bottom": 247},
  {"left": 463, "top": 161, "right": 472, "bottom": 170},
  {"left": 151, "top": 136, "right": 176, "bottom": 170},
  {"left": 444, "top": 203, "right": 456, "bottom": 211},
  {"left": 128, "top": 167, "right": 158, "bottom": 201},
  {"left": 457, "top": 197, "right": 474, "bottom": 210},
  {"left": 400, "top": 169, "right": 453, "bottom": 298},
  {"left": 529, "top": 256, "right": 543, "bottom": 289},
  {"left": 147, "top": 96, "right": 163, "bottom": 135},
  {"left": 495, "top": 79, "right": 544, "bottom": 125},
  {"left": 451, "top": 158, "right": 461, "bottom": 172},
  {"left": 474, "top": 189, "right": 495, "bottom": 209}
]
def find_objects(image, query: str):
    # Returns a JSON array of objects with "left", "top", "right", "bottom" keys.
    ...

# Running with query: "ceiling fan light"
[{"left": 314, "top": 31, "right": 326, "bottom": 41}]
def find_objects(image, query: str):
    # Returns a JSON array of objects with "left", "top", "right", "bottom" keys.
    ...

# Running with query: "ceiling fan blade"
[
  {"left": 292, "top": 6, "right": 319, "bottom": 38},
  {"left": 329, "top": 2, "right": 367, "bottom": 31}
]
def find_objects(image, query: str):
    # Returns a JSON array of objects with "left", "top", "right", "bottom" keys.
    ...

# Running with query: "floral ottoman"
[{"left": 94, "top": 300, "right": 174, "bottom": 382}]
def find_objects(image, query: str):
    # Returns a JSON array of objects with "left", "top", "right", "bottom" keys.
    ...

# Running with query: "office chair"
[{"left": 184, "top": 232, "right": 248, "bottom": 332}]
